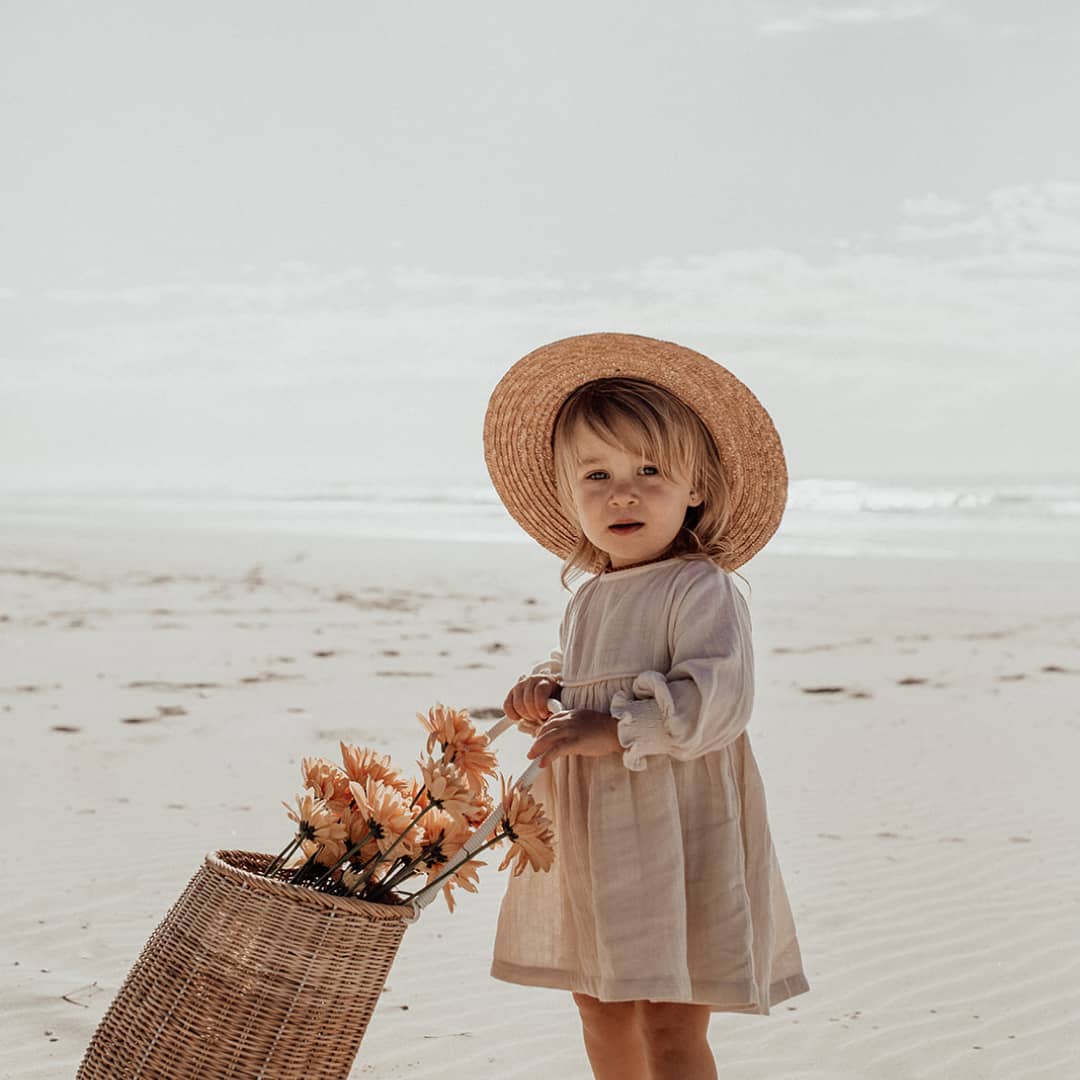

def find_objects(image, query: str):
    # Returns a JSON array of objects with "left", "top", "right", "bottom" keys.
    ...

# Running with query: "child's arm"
[
  {"left": 504, "top": 673, "right": 561, "bottom": 732},
  {"left": 503, "top": 602, "right": 569, "bottom": 732},
  {"left": 609, "top": 566, "right": 754, "bottom": 772}
]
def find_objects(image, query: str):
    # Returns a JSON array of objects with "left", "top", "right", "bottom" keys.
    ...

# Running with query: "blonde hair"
[{"left": 551, "top": 378, "right": 737, "bottom": 587}]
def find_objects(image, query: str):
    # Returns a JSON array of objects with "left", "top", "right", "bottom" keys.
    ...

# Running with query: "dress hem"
[{"left": 490, "top": 959, "right": 810, "bottom": 1016}]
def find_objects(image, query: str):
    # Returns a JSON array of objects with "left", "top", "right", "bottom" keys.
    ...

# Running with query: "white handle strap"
[{"left": 407, "top": 699, "right": 560, "bottom": 913}]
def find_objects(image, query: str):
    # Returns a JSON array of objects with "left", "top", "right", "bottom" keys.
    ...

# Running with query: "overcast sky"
[{"left": 2, "top": 1, "right": 1078, "bottom": 492}]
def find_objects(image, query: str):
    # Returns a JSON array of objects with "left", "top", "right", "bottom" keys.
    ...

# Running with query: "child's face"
[{"left": 561, "top": 423, "right": 702, "bottom": 569}]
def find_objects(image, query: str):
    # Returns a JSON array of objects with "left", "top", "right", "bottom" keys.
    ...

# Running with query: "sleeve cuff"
[{"left": 609, "top": 690, "right": 668, "bottom": 772}]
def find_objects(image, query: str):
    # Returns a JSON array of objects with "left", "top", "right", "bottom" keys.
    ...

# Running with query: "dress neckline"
[{"left": 593, "top": 556, "right": 683, "bottom": 582}]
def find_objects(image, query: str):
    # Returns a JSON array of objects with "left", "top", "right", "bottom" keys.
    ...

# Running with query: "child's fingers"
[
  {"left": 525, "top": 729, "right": 552, "bottom": 760},
  {"left": 538, "top": 749, "right": 560, "bottom": 768},
  {"left": 537, "top": 734, "right": 573, "bottom": 768},
  {"left": 502, "top": 687, "right": 522, "bottom": 722},
  {"left": 526, "top": 679, "right": 556, "bottom": 721},
  {"left": 526, "top": 715, "right": 571, "bottom": 764},
  {"left": 504, "top": 677, "right": 558, "bottom": 723},
  {"left": 528, "top": 739, "right": 562, "bottom": 767},
  {"left": 515, "top": 716, "right": 544, "bottom": 737},
  {"left": 506, "top": 682, "right": 539, "bottom": 721}
]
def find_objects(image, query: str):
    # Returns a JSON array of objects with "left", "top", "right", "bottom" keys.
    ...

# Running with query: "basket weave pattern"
[{"left": 78, "top": 849, "right": 414, "bottom": 1079}]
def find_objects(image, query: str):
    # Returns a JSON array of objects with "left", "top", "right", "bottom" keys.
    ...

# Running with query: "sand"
[{"left": 2, "top": 516, "right": 1079, "bottom": 1079}]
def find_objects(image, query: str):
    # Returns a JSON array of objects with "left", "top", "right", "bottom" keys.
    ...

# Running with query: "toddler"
[{"left": 483, "top": 333, "right": 809, "bottom": 1080}]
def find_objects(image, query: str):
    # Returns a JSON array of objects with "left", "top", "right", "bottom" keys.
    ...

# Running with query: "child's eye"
[
  {"left": 585, "top": 470, "right": 609, "bottom": 481},
  {"left": 639, "top": 465, "right": 659, "bottom": 476}
]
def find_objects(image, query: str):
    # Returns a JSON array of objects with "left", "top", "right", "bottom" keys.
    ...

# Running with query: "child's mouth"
[{"left": 608, "top": 522, "right": 644, "bottom": 535}]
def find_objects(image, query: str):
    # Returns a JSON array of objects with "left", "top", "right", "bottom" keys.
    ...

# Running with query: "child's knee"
[
  {"left": 636, "top": 1001, "right": 709, "bottom": 1049},
  {"left": 572, "top": 992, "right": 636, "bottom": 1032}
]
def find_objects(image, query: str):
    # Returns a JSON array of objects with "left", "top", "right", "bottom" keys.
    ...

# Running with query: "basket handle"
[{"left": 407, "top": 698, "right": 560, "bottom": 913}]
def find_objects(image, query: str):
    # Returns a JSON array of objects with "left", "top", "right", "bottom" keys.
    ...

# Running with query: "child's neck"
[{"left": 603, "top": 553, "right": 675, "bottom": 574}]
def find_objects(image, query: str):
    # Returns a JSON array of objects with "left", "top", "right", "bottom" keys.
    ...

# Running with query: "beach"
[{"left": 2, "top": 515, "right": 1079, "bottom": 1079}]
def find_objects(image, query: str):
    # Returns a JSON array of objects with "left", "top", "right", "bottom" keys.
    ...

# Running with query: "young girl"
[{"left": 482, "top": 333, "right": 810, "bottom": 1080}]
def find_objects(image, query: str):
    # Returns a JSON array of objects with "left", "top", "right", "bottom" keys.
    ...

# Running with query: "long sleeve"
[{"left": 609, "top": 566, "right": 754, "bottom": 772}]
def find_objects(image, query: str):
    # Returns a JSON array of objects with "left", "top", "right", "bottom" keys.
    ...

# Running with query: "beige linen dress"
[{"left": 490, "top": 556, "right": 810, "bottom": 1014}]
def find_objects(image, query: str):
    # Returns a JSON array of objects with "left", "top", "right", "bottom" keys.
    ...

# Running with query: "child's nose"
[{"left": 608, "top": 480, "right": 639, "bottom": 505}]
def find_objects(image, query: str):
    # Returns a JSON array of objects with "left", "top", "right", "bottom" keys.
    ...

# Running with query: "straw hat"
[{"left": 483, "top": 332, "right": 788, "bottom": 570}]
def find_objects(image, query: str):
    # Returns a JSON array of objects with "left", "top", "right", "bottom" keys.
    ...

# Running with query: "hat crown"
[{"left": 484, "top": 333, "right": 787, "bottom": 570}]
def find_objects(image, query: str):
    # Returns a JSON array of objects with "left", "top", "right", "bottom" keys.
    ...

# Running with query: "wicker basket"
[{"left": 77, "top": 849, "right": 416, "bottom": 1080}]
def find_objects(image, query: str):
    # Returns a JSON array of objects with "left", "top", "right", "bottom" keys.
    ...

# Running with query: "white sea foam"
[
  {"left": 785, "top": 477, "right": 1080, "bottom": 517},
  {"left": 2, "top": 476, "right": 1079, "bottom": 562}
]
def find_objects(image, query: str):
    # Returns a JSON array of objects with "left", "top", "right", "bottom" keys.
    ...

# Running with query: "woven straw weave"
[{"left": 78, "top": 850, "right": 414, "bottom": 1079}]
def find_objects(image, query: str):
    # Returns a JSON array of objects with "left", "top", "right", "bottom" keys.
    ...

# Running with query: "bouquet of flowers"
[
  {"left": 78, "top": 702, "right": 554, "bottom": 1080},
  {"left": 266, "top": 704, "right": 555, "bottom": 911}
]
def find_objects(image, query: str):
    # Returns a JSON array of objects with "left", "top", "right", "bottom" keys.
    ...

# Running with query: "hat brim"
[{"left": 483, "top": 332, "right": 788, "bottom": 570}]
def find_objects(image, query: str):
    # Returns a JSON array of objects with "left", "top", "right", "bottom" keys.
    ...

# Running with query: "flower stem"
[
  {"left": 289, "top": 845, "right": 326, "bottom": 885},
  {"left": 367, "top": 848, "right": 433, "bottom": 900},
  {"left": 311, "top": 829, "right": 373, "bottom": 889},
  {"left": 344, "top": 803, "right": 435, "bottom": 896},
  {"left": 264, "top": 835, "right": 302, "bottom": 877},
  {"left": 404, "top": 829, "right": 508, "bottom": 900}
]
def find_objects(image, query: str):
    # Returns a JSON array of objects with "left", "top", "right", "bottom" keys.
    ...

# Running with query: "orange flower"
[
  {"left": 283, "top": 792, "right": 348, "bottom": 867},
  {"left": 349, "top": 777, "right": 421, "bottom": 858},
  {"left": 463, "top": 790, "right": 495, "bottom": 828},
  {"left": 497, "top": 774, "right": 555, "bottom": 876},
  {"left": 339, "top": 742, "right": 411, "bottom": 797},
  {"left": 299, "top": 833, "right": 347, "bottom": 867},
  {"left": 342, "top": 804, "right": 380, "bottom": 867},
  {"left": 301, "top": 757, "right": 351, "bottom": 813},
  {"left": 418, "top": 808, "right": 486, "bottom": 913},
  {"left": 398, "top": 774, "right": 422, "bottom": 805},
  {"left": 418, "top": 808, "right": 474, "bottom": 868},
  {"left": 418, "top": 758, "right": 475, "bottom": 823},
  {"left": 417, "top": 704, "right": 498, "bottom": 794},
  {"left": 432, "top": 857, "right": 483, "bottom": 913}
]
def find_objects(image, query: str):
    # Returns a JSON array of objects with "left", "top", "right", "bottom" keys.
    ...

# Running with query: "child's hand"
[
  {"left": 526, "top": 709, "right": 622, "bottom": 768},
  {"left": 504, "top": 676, "right": 561, "bottom": 736}
]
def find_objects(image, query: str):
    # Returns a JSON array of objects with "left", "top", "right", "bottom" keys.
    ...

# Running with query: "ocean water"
[{"left": 4, "top": 475, "right": 1079, "bottom": 564}]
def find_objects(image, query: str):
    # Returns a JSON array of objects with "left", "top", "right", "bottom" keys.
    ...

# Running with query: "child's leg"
[
  {"left": 572, "top": 992, "right": 649, "bottom": 1080},
  {"left": 636, "top": 1002, "right": 717, "bottom": 1080}
]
